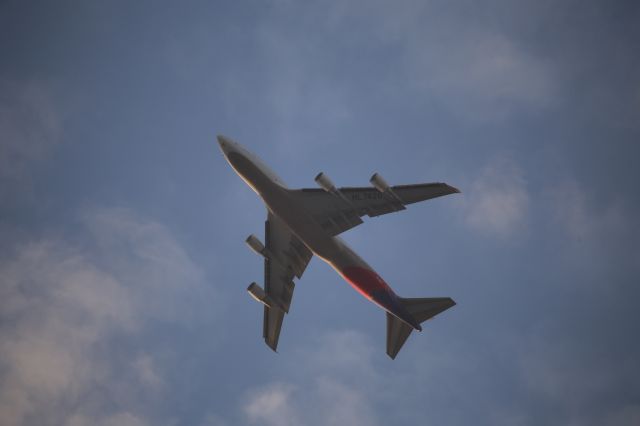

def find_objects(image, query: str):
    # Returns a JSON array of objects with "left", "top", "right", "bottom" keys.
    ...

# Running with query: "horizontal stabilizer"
[
  {"left": 386, "top": 297, "right": 455, "bottom": 359},
  {"left": 399, "top": 297, "right": 456, "bottom": 323}
]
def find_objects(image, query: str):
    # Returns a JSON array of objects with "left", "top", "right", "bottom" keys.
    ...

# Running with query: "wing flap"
[
  {"left": 292, "top": 182, "right": 459, "bottom": 236},
  {"left": 260, "top": 213, "right": 313, "bottom": 351},
  {"left": 263, "top": 305, "right": 284, "bottom": 351}
]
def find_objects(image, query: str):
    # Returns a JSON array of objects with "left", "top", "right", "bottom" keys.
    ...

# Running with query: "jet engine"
[
  {"left": 314, "top": 172, "right": 360, "bottom": 215},
  {"left": 315, "top": 172, "right": 337, "bottom": 193},
  {"left": 370, "top": 172, "right": 405, "bottom": 204},
  {"left": 246, "top": 234, "right": 266, "bottom": 257},
  {"left": 370, "top": 173, "right": 390, "bottom": 193},
  {"left": 247, "top": 282, "right": 281, "bottom": 310}
]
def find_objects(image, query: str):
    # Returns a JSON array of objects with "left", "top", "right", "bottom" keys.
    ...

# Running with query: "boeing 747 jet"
[{"left": 218, "top": 135, "right": 459, "bottom": 359}]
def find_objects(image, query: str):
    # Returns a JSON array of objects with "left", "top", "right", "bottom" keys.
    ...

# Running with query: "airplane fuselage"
[{"left": 220, "top": 139, "right": 422, "bottom": 330}]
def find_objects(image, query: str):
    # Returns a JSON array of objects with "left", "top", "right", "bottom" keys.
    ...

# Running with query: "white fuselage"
[{"left": 218, "top": 138, "right": 360, "bottom": 265}]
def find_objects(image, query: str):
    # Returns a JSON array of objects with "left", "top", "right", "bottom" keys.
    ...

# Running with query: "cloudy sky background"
[{"left": 1, "top": 1, "right": 639, "bottom": 425}]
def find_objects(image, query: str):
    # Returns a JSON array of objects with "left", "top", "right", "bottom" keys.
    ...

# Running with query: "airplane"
[{"left": 218, "top": 135, "right": 459, "bottom": 359}]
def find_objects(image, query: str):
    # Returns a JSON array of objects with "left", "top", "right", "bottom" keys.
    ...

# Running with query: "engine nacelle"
[
  {"left": 246, "top": 234, "right": 265, "bottom": 257},
  {"left": 247, "top": 282, "right": 281, "bottom": 310},
  {"left": 370, "top": 173, "right": 390, "bottom": 193},
  {"left": 315, "top": 172, "right": 336, "bottom": 193},
  {"left": 370, "top": 172, "right": 405, "bottom": 205}
]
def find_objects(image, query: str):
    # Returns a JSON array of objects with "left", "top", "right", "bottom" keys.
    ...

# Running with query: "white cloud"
[
  {"left": 321, "top": 0, "right": 556, "bottom": 121},
  {"left": 82, "top": 208, "right": 216, "bottom": 324},
  {"left": 244, "top": 383, "right": 300, "bottom": 426},
  {"left": 244, "top": 379, "right": 380, "bottom": 426},
  {"left": 409, "top": 31, "right": 555, "bottom": 121},
  {"left": 0, "top": 208, "right": 217, "bottom": 426},
  {"left": 242, "top": 330, "right": 379, "bottom": 426},
  {"left": 240, "top": 311, "right": 639, "bottom": 426},
  {"left": 462, "top": 157, "right": 529, "bottom": 237}
]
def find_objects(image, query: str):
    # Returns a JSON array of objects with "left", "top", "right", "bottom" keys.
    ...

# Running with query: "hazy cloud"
[
  {"left": 550, "top": 180, "right": 628, "bottom": 243},
  {"left": 254, "top": 21, "right": 351, "bottom": 155},
  {"left": 408, "top": 31, "right": 555, "bottom": 121},
  {"left": 0, "top": 208, "right": 216, "bottom": 426},
  {"left": 462, "top": 157, "right": 529, "bottom": 237},
  {"left": 133, "top": 354, "right": 164, "bottom": 392},
  {"left": 243, "top": 330, "right": 379, "bottom": 426},
  {"left": 244, "top": 382, "right": 300, "bottom": 426},
  {"left": 547, "top": 179, "right": 640, "bottom": 277},
  {"left": 518, "top": 333, "right": 640, "bottom": 426},
  {"left": 66, "top": 412, "right": 149, "bottom": 426},
  {"left": 321, "top": 0, "right": 556, "bottom": 121},
  {"left": 295, "top": 329, "right": 376, "bottom": 379}
]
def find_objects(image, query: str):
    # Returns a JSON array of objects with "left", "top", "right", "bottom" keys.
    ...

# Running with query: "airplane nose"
[
  {"left": 217, "top": 135, "right": 230, "bottom": 153},
  {"left": 217, "top": 134, "right": 226, "bottom": 147}
]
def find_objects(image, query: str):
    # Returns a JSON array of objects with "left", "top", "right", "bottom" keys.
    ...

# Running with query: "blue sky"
[{"left": 1, "top": 1, "right": 639, "bottom": 425}]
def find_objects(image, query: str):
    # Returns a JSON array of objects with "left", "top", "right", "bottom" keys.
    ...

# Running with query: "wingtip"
[{"left": 265, "top": 339, "right": 279, "bottom": 353}]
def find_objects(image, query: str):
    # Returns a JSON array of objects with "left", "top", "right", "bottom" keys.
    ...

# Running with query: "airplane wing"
[
  {"left": 262, "top": 211, "right": 313, "bottom": 351},
  {"left": 291, "top": 182, "right": 460, "bottom": 236}
]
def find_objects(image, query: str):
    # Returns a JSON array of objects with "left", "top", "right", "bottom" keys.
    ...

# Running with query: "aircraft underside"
[{"left": 218, "top": 134, "right": 458, "bottom": 359}]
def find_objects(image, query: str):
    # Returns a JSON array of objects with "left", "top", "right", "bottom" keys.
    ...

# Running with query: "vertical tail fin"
[{"left": 386, "top": 297, "right": 455, "bottom": 359}]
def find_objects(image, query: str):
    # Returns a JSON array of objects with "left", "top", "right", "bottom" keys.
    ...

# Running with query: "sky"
[{"left": 1, "top": 1, "right": 639, "bottom": 425}]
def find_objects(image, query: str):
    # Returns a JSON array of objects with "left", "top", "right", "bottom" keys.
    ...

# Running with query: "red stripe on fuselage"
[
  {"left": 341, "top": 266, "right": 392, "bottom": 299},
  {"left": 340, "top": 265, "right": 422, "bottom": 331}
]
